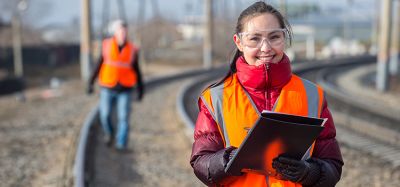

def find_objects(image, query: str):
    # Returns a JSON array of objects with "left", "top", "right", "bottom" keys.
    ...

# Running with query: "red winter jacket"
[{"left": 190, "top": 55, "right": 343, "bottom": 186}]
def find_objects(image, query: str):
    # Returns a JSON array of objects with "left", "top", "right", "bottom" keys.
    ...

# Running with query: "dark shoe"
[
  {"left": 103, "top": 134, "right": 113, "bottom": 147},
  {"left": 115, "top": 143, "right": 127, "bottom": 152},
  {"left": 114, "top": 147, "right": 128, "bottom": 153}
]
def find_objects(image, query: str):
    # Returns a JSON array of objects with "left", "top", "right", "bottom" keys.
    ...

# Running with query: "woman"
[{"left": 190, "top": 1, "right": 343, "bottom": 187}]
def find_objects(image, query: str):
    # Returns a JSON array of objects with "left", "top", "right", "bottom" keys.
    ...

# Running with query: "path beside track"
[{"left": 90, "top": 77, "right": 204, "bottom": 186}]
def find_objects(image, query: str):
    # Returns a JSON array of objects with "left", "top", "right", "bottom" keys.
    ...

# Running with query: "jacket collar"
[{"left": 236, "top": 54, "right": 292, "bottom": 92}]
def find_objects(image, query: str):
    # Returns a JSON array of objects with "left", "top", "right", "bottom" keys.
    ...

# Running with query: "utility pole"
[
  {"left": 376, "top": 0, "right": 392, "bottom": 92},
  {"left": 389, "top": 0, "right": 399, "bottom": 77},
  {"left": 12, "top": 0, "right": 28, "bottom": 78},
  {"left": 80, "top": 0, "right": 92, "bottom": 81},
  {"left": 203, "top": 0, "right": 213, "bottom": 69},
  {"left": 12, "top": 15, "right": 23, "bottom": 78}
]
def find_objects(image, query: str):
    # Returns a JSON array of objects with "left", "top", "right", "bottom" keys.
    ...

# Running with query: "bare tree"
[
  {"left": 0, "top": 0, "right": 52, "bottom": 46},
  {"left": 0, "top": 0, "right": 51, "bottom": 27}
]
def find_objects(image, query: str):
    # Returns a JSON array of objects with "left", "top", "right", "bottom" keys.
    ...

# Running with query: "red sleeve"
[
  {"left": 190, "top": 99, "right": 224, "bottom": 185},
  {"left": 312, "top": 98, "right": 344, "bottom": 181}
]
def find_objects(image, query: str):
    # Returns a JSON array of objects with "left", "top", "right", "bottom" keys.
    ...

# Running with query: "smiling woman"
[{"left": 190, "top": 1, "right": 343, "bottom": 187}]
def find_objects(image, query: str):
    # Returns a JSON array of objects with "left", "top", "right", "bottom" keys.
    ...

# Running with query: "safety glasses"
[{"left": 238, "top": 29, "right": 287, "bottom": 48}]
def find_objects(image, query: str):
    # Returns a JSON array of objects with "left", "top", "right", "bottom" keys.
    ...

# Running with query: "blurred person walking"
[
  {"left": 190, "top": 1, "right": 343, "bottom": 186},
  {"left": 87, "top": 20, "right": 144, "bottom": 151}
]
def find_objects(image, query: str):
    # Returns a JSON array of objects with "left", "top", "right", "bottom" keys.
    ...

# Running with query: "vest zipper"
[{"left": 265, "top": 63, "right": 271, "bottom": 111}]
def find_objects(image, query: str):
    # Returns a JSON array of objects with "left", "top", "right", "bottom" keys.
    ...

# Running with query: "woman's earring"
[{"left": 238, "top": 45, "right": 244, "bottom": 52}]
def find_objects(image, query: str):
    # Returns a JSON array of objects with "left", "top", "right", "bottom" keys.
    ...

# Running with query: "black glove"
[
  {"left": 208, "top": 146, "right": 237, "bottom": 183},
  {"left": 86, "top": 84, "right": 94, "bottom": 95},
  {"left": 272, "top": 156, "right": 320, "bottom": 185},
  {"left": 229, "top": 148, "right": 237, "bottom": 161}
]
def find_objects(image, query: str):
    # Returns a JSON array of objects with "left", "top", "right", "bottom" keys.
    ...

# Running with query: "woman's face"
[{"left": 234, "top": 13, "right": 286, "bottom": 66}]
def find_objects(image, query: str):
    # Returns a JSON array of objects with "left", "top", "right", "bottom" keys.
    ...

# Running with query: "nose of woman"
[{"left": 260, "top": 39, "right": 272, "bottom": 52}]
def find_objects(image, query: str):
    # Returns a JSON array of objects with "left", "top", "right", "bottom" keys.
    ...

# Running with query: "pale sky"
[{"left": 37, "top": 0, "right": 375, "bottom": 28}]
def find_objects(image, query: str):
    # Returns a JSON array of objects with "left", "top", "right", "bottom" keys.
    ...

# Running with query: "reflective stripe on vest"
[
  {"left": 201, "top": 75, "right": 260, "bottom": 147},
  {"left": 103, "top": 61, "right": 132, "bottom": 68},
  {"left": 99, "top": 38, "right": 138, "bottom": 88},
  {"left": 200, "top": 74, "right": 324, "bottom": 187}
]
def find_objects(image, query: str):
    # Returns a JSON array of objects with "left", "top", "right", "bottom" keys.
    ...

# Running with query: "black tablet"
[{"left": 225, "top": 111, "right": 326, "bottom": 176}]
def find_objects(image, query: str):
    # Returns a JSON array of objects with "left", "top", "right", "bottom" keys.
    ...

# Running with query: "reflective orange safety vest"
[
  {"left": 200, "top": 73, "right": 324, "bottom": 187},
  {"left": 99, "top": 37, "right": 138, "bottom": 88}
]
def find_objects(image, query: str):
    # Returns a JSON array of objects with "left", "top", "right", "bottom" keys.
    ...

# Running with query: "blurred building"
[
  {"left": 0, "top": 19, "right": 79, "bottom": 70},
  {"left": 177, "top": 16, "right": 203, "bottom": 43},
  {"left": 40, "top": 21, "right": 80, "bottom": 45},
  {"left": 288, "top": 4, "right": 373, "bottom": 59},
  {"left": 291, "top": 16, "right": 372, "bottom": 43}
]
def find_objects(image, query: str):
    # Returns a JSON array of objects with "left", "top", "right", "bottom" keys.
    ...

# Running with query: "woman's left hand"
[{"left": 272, "top": 156, "right": 312, "bottom": 182}]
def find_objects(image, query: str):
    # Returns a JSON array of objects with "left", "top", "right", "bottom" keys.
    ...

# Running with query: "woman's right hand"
[
  {"left": 208, "top": 146, "right": 238, "bottom": 183},
  {"left": 229, "top": 148, "right": 238, "bottom": 161}
]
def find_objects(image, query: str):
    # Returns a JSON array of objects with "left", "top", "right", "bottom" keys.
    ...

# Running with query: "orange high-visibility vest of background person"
[{"left": 87, "top": 19, "right": 144, "bottom": 151}]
